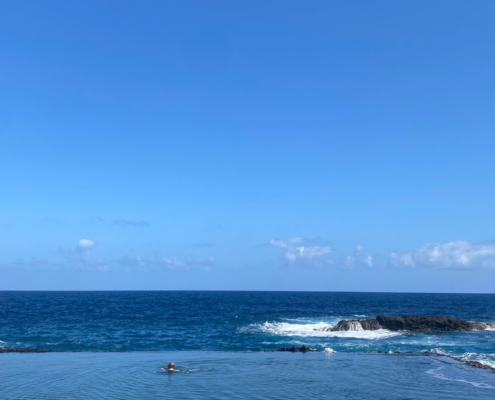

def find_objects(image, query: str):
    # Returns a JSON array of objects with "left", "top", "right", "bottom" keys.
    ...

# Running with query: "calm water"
[
  {"left": 2, "top": 352, "right": 495, "bottom": 399},
  {"left": 1, "top": 291, "right": 495, "bottom": 398}
]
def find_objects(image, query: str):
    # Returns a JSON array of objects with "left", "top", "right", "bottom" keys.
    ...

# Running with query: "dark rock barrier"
[
  {"left": 0, "top": 348, "right": 57, "bottom": 353},
  {"left": 376, "top": 315, "right": 488, "bottom": 332},
  {"left": 316, "top": 315, "right": 494, "bottom": 332},
  {"left": 273, "top": 345, "right": 315, "bottom": 353},
  {"left": 377, "top": 350, "right": 495, "bottom": 374}
]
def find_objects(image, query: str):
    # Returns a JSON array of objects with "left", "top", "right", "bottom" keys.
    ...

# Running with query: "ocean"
[{"left": 1, "top": 291, "right": 495, "bottom": 399}]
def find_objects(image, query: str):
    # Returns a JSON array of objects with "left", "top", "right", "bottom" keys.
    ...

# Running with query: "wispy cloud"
[
  {"left": 58, "top": 239, "right": 108, "bottom": 271},
  {"left": 342, "top": 246, "right": 374, "bottom": 269},
  {"left": 269, "top": 237, "right": 332, "bottom": 266},
  {"left": 2, "top": 239, "right": 215, "bottom": 273},
  {"left": 0, "top": 240, "right": 107, "bottom": 271},
  {"left": 389, "top": 240, "right": 495, "bottom": 269},
  {"left": 269, "top": 238, "right": 375, "bottom": 269},
  {"left": 5, "top": 258, "right": 50, "bottom": 269},
  {"left": 113, "top": 219, "right": 150, "bottom": 227},
  {"left": 118, "top": 252, "right": 214, "bottom": 271},
  {"left": 192, "top": 242, "right": 214, "bottom": 248}
]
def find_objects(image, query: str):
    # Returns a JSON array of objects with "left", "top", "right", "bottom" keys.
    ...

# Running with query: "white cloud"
[
  {"left": 269, "top": 238, "right": 376, "bottom": 268},
  {"left": 78, "top": 239, "right": 96, "bottom": 249},
  {"left": 341, "top": 246, "right": 373, "bottom": 269},
  {"left": 269, "top": 237, "right": 332, "bottom": 266},
  {"left": 363, "top": 255, "right": 374, "bottom": 267},
  {"left": 58, "top": 239, "right": 108, "bottom": 271},
  {"left": 389, "top": 240, "right": 495, "bottom": 269},
  {"left": 118, "top": 252, "right": 214, "bottom": 271}
]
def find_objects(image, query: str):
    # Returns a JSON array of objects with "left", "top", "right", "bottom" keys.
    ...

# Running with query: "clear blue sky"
[{"left": 1, "top": 0, "right": 494, "bottom": 291}]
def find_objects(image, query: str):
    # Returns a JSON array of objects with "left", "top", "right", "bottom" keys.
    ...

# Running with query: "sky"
[{"left": 1, "top": 0, "right": 494, "bottom": 291}]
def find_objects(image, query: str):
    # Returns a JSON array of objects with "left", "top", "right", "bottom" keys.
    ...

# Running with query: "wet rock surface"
[
  {"left": 315, "top": 315, "right": 493, "bottom": 332},
  {"left": 376, "top": 315, "right": 488, "bottom": 332},
  {"left": 273, "top": 345, "right": 315, "bottom": 353},
  {"left": 0, "top": 348, "right": 57, "bottom": 353},
  {"left": 379, "top": 350, "right": 495, "bottom": 374}
]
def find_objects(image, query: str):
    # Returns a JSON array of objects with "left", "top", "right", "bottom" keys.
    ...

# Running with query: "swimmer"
[
  {"left": 161, "top": 362, "right": 189, "bottom": 373},
  {"left": 167, "top": 362, "right": 178, "bottom": 371}
]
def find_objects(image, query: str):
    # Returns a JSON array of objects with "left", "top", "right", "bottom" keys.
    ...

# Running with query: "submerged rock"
[
  {"left": 273, "top": 345, "right": 315, "bottom": 353},
  {"left": 0, "top": 348, "right": 57, "bottom": 353}
]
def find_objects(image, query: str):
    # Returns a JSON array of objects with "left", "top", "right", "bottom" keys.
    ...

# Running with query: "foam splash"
[
  {"left": 324, "top": 348, "right": 336, "bottom": 354},
  {"left": 426, "top": 365, "right": 495, "bottom": 389},
  {"left": 430, "top": 348, "right": 495, "bottom": 370},
  {"left": 246, "top": 321, "right": 402, "bottom": 340}
]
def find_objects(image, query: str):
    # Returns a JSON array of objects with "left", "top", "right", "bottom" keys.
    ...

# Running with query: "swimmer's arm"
[{"left": 161, "top": 367, "right": 188, "bottom": 373}]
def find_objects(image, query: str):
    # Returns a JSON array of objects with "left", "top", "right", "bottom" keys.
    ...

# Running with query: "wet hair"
[{"left": 167, "top": 362, "right": 175, "bottom": 369}]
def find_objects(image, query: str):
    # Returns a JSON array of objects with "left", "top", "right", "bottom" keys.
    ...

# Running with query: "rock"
[
  {"left": 358, "top": 318, "right": 382, "bottom": 331},
  {"left": 331, "top": 320, "right": 360, "bottom": 331},
  {"left": 376, "top": 316, "right": 406, "bottom": 331},
  {"left": 0, "top": 348, "right": 57, "bottom": 353},
  {"left": 273, "top": 345, "right": 315, "bottom": 353},
  {"left": 330, "top": 318, "right": 381, "bottom": 331},
  {"left": 315, "top": 315, "right": 492, "bottom": 333},
  {"left": 463, "top": 360, "right": 494, "bottom": 371},
  {"left": 377, "top": 315, "right": 486, "bottom": 332},
  {"left": 315, "top": 318, "right": 381, "bottom": 332},
  {"left": 316, "top": 325, "right": 333, "bottom": 332}
]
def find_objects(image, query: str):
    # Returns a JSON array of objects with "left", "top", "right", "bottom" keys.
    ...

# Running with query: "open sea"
[{"left": 1, "top": 291, "right": 495, "bottom": 399}]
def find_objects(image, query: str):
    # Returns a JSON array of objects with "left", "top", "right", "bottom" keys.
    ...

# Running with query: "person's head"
[{"left": 167, "top": 362, "right": 175, "bottom": 370}]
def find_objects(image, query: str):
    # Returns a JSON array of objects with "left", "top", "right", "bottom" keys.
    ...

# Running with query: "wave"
[
  {"left": 430, "top": 348, "right": 495, "bottom": 370},
  {"left": 426, "top": 365, "right": 495, "bottom": 389},
  {"left": 244, "top": 321, "right": 403, "bottom": 340}
]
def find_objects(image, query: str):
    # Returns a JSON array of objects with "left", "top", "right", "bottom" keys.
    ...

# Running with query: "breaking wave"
[
  {"left": 430, "top": 348, "right": 495, "bottom": 370},
  {"left": 244, "top": 321, "right": 403, "bottom": 340}
]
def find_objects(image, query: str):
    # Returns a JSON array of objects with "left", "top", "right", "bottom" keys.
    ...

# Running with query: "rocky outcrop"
[
  {"left": 326, "top": 318, "right": 381, "bottom": 331},
  {"left": 0, "top": 348, "right": 57, "bottom": 353},
  {"left": 376, "top": 315, "right": 488, "bottom": 332},
  {"left": 273, "top": 345, "right": 315, "bottom": 353},
  {"left": 315, "top": 315, "right": 494, "bottom": 333},
  {"left": 359, "top": 318, "right": 382, "bottom": 330}
]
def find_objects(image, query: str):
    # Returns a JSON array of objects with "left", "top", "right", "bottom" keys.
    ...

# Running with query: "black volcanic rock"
[
  {"left": 314, "top": 315, "right": 493, "bottom": 333},
  {"left": 358, "top": 318, "right": 382, "bottom": 331},
  {"left": 375, "top": 316, "right": 406, "bottom": 331},
  {"left": 0, "top": 348, "right": 57, "bottom": 353},
  {"left": 377, "top": 315, "right": 486, "bottom": 332},
  {"left": 273, "top": 345, "right": 315, "bottom": 353},
  {"left": 330, "top": 318, "right": 381, "bottom": 331}
]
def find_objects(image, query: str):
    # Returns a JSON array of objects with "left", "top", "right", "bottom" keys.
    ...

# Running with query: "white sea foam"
[
  {"left": 426, "top": 365, "right": 495, "bottom": 389},
  {"left": 458, "top": 352, "right": 495, "bottom": 369},
  {"left": 430, "top": 348, "right": 495, "bottom": 370},
  {"left": 324, "top": 348, "right": 336, "bottom": 354},
  {"left": 245, "top": 321, "right": 402, "bottom": 340}
]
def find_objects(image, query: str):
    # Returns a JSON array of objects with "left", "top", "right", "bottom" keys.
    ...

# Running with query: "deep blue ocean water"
[{"left": 1, "top": 291, "right": 495, "bottom": 399}]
